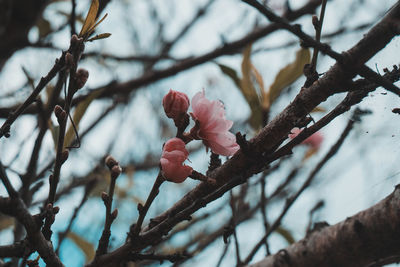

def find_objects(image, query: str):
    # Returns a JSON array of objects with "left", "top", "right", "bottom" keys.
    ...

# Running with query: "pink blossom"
[
  {"left": 190, "top": 90, "right": 239, "bottom": 156},
  {"left": 162, "top": 89, "right": 190, "bottom": 119},
  {"left": 160, "top": 138, "right": 193, "bottom": 183},
  {"left": 289, "top": 128, "right": 323, "bottom": 150}
]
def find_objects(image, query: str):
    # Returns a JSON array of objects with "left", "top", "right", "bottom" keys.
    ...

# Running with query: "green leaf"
[
  {"left": 21, "top": 67, "right": 35, "bottom": 90},
  {"left": 87, "top": 32, "right": 111, "bottom": 42},
  {"left": 267, "top": 48, "right": 310, "bottom": 106},
  {"left": 241, "top": 45, "right": 263, "bottom": 130},
  {"left": 312, "top": 106, "right": 326, "bottom": 113},
  {"left": 64, "top": 89, "right": 105, "bottom": 148},
  {"left": 79, "top": 0, "right": 99, "bottom": 37},
  {"left": 48, "top": 120, "right": 59, "bottom": 149},
  {"left": 275, "top": 226, "right": 295, "bottom": 244},
  {"left": 216, "top": 63, "right": 241, "bottom": 89},
  {"left": 251, "top": 63, "right": 268, "bottom": 110},
  {"left": 0, "top": 217, "right": 14, "bottom": 231},
  {"left": 36, "top": 17, "right": 52, "bottom": 38},
  {"left": 66, "top": 232, "right": 95, "bottom": 262},
  {"left": 85, "top": 13, "right": 108, "bottom": 38}
]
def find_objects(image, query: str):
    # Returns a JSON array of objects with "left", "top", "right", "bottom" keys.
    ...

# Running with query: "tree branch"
[
  {"left": 248, "top": 184, "right": 400, "bottom": 267},
  {"left": 139, "top": 1, "right": 400, "bottom": 239}
]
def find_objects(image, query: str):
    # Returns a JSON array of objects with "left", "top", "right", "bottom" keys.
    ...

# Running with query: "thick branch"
[
  {"left": 248, "top": 185, "right": 400, "bottom": 267},
  {"left": 0, "top": 197, "right": 63, "bottom": 266},
  {"left": 141, "top": 1, "right": 400, "bottom": 236}
]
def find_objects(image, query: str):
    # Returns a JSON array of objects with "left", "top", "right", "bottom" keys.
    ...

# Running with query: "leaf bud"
[
  {"left": 111, "top": 209, "right": 118, "bottom": 220},
  {"left": 75, "top": 68, "right": 89, "bottom": 89},
  {"left": 105, "top": 155, "right": 118, "bottom": 169}
]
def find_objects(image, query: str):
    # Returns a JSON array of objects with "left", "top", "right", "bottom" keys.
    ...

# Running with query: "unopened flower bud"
[
  {"left": 105, "top": 155, "right": 118, "bottom": 169},
  {"left": 61, "top": 150, "right": 69, "bottom": 164},
  {"left": 111, "top": 209, "right": 118, "bottom": 219},
  {"left": 111, "top": 165, "right": 122, "bottom": 180},
  {"left": 162, "top": 89, "right": 190, "bottom": 119},
  {"left": 75, "top": 68, "right": 89, "bottom": 89}
]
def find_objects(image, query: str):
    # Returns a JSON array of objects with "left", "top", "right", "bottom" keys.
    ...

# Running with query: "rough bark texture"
[
  {"left": 142, "top": 1, "right": 400, "bottom": 235},
  {"left": 248, "top": 185, "right": 400, "bottom": 267}
]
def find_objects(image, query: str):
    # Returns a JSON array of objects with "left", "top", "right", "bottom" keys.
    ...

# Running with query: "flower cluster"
[{"left": 160, "top": 89, "right": 239, "bottom": 182}]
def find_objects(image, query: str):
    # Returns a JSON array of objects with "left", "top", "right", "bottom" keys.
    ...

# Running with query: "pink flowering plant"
[
  {"left": 190, "top": 90, "right": 240, "bottom": 156},
  {"left": 159, "top": 89, "right": 239, "bottom": 184}
]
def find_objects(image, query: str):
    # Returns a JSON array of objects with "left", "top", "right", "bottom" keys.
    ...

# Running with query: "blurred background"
[{"left": 0, "top": 0, "right": 400, "bottom": 266}]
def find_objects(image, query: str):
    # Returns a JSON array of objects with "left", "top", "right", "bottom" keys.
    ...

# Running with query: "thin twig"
[
  {"left": 130, "top": 172, "right": 164, "bottom": 236},
  {"left": 0, "top": 160, "right": 18, "bottom": 198},
  {"left": 229, "top": 192, "right": 242, "bottom": 266},
  {"left": 260, "top": 175, "right": 271, "bottom": 255},
  {"left": 0, "top": 51, "right": 67, "bottom": 139},
  {"left": 243, "top": 0, "right": 400, "bottom": 96},
  {"left": 310, "top": 0, "right": 328, "bottom": 72},
  {"left": 70, "top": 0, "right": 77, "bottom": 35},
  {"left": 43, "top": 36, "right": 86, "bottom": 241},
  {"left": 243, "top": 118, "right": 356, "bottom": 264},
  {"left": 269, "top": 65, "right": 400, "bottom": 163},
  {"left": 56, "top": 178, "right": 96, "bottom": 254},
  {"left": 95, "top": 158, "right": 122, "bottom": 257}
]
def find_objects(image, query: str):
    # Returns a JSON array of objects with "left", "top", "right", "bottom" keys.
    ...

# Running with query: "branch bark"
[
  {"left": 0, "top": 197, "right": 63, "bottom": 266},
  {"left": 88, "top": 3, "right": 400, "bottom": 266},
  {"left": 0, "top": 0, "right": 323, "bottom": 118},
  {"left": 143, "top": 0, "right": 400, "bottom": 236},
  {"left": 248, "top": 185, "right": 400, "bottom": 267}
]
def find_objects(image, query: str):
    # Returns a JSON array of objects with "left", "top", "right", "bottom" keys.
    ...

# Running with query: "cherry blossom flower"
[
  {"left": 190, "top": 90, "right": 239, "bottom": 156},
  {"left": 160, "top": 138, "right": 193, "bottom": 183},
  {"left": 162, "top": 89, "right": 190, "bottom": 119},
  {"left": 289, "top": 128, "right": 323, "bottom": 150}
]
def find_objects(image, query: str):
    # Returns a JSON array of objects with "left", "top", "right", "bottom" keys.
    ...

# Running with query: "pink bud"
[
  {"left": 162, "top": 89, "right": 190, "bottom": 119},
  {"left": 289, "top": 128, "right": 323, "bottom": 150},
  {"left": 160, "top": 138, "right": 193, "bottom": 183},
  {"left": 190, "top": 90, "right": 239, "bottom": 156}
]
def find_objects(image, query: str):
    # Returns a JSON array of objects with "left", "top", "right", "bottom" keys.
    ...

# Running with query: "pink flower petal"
[
  {"left": 160, "top": 138, "right": 193, "bottom": 183},
  {"left": 191, "top": 90, "right": 239, "bottom": 156}
]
